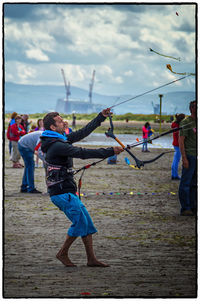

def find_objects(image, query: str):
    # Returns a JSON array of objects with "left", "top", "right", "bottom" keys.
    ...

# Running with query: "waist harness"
[{"left": 44, "top": 160, "right": 74, "bottom": 187}]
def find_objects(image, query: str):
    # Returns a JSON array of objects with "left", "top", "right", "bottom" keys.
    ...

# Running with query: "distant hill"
[{"left": 4, "top": 82, "right": 195, "bottom": 115}]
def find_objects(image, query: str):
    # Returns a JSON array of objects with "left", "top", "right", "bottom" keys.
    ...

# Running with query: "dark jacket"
[{"left": 41, "top": 112, "right": 114, "bottom": 196}]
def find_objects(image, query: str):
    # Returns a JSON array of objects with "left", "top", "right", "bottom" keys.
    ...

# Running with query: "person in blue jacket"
[{"left": 40, "top": 108, "right": 123, "bottom": 267}]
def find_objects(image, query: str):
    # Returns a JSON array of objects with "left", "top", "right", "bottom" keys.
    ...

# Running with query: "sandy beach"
[{"left": 4, "top": 138, "right": 197, "bottom": 298}]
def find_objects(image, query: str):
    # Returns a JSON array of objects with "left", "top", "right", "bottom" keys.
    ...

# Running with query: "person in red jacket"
[
  {"left": 6, "top": 111, "right": 18, "bottom": 157},
  {"left": 171, "top": 113, "right": 185, "bottom": 180},
  {"left": 142, "top": 122, "right": 151, "bottom": 152},
  {"left": 10, "top": 115, "right": 26, "bottom": 168}
]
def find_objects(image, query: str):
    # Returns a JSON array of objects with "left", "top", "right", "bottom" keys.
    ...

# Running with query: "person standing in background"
[
  {"left": 178, "top": 101, "right": 197, "bottom": 216},
  {"left": 72, "top": 113, "right": 76, "bottom": 130},
  {"left": 10, "top": 115, "right": 26, "bottom": 168},
  {"left": 35, "top": 119, "right": 44, "bottom": 131},
  {"left": 20, "top": 114, "right": 31, "bottom": 133},
  {"left": 142, "top": 122, "right": 150, "bottom": 152},
  {"left": 171, "top": 113, "right": 185, "bottom": 180},
  {"left": 18, "top": 130, "right": 44, "bottom": 193},
  {"left": 34, "top": 119, "right": 45, "bottom": 167},
  {"left": 6, "top": 112, "right": 18, "bottom": 157}
]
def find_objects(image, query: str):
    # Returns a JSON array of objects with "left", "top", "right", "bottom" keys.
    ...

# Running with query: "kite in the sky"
[
  {"left": 176, "top": 12, "right": 179, "bottom": 16},
  {"left": 149, "top": 48, "right": 181, "bottom": 61},
  {"left": 166, "top": 64, "right": 195, "bottom": 76}
]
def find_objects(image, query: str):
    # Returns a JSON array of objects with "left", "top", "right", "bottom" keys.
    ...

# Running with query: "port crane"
[
  {"left": 88, "top": 69, "right": 95, "bottom": 104},
  {"left": 151, "top": 101, "right": 160, "bottom": 114},
  {"left": 61, "top": 68, "right": 71, "bottom": 113}
]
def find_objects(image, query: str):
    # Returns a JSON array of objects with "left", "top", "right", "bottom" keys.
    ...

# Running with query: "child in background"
[
  {"left": 64, "top": 121, "right": 72, "bottom": 135},
  {"left": 29, "top": 124, "right": 37, "bottom": 133},
  {"left": 147, "top": 124, "right": 154, "bottom": 144}
]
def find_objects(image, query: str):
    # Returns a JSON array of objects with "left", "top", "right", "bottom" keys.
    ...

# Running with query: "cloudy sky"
[{"left": 4, "top": 2, "right": 196, "bottom": 96}]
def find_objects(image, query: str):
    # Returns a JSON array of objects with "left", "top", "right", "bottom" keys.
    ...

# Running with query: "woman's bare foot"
[
  {"left": 87, "top": 260, "right": 110, "bottom": 267},
  {"left": 56, "top": 253, "right": 76, "bottom": 267}
]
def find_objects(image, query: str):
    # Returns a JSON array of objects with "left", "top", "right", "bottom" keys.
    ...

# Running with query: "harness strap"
[{"left": 44, "top": 160, "right": 74, "bottom": 188}]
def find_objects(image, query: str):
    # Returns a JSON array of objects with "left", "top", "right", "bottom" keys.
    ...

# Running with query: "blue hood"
[{"left": 41, "top": 130, "right": 67, "bottom": 141}]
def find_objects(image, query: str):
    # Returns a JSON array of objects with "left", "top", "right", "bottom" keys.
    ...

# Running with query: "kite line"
[{"left": 110, "top": 74, "right": 191, "bottom": 109}]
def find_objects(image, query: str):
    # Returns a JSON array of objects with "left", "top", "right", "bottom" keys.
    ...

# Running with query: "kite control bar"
[{"left": 105, "top": 113, "right": 145, "bottom": 168}]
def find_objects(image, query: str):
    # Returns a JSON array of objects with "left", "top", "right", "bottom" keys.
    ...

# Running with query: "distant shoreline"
[{"left": 4, "top": 118, "right": 172, "bottom": 135}]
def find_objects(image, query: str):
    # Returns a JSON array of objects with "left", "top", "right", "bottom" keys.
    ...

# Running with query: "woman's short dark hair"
[
  {"left": 43, "top": 112, "right": 60, "bottom": 130},
  {"left": 11, "top": 112, "right": 17, "bottom": 119},
  {"left": 175, "top": 113, "right": 185, "bottom": 124}
]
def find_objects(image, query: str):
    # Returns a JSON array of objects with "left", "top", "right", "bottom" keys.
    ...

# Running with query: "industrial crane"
[
  {"left": 151, "top": 101, "right": 160, "bottom": 115},
  {"left": 61, "top": 68, "right": 71, "bottom": 113},
  {"left": 88, "top": 69, "right": 95, "bottom": 105}
]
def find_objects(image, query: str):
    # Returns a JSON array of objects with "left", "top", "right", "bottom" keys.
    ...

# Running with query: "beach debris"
[{"left": 81, "top": 292, "right": 91, "bottom": 295}]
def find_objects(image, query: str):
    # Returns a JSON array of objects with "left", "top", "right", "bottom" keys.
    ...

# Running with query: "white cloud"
[
  {"left": 124, "top": 70, "right": 134, "bottom": 77},
  {"left": 5, "top": 62, "right": 37, "bottom": 84},
  {"left": 114, "top": 76, "right": 123, "bottom": 84},
  {"left": 17, "top": 63, "right": 36, "bottom": 81},
  {"left": 54, "top": 7, "right": 140, "bottom": 58},
  {"left": 25, "top": 48, "right": 49, "bottom": 61}
]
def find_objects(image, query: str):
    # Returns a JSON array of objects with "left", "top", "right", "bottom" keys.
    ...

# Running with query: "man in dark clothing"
[
  {"left": 179, "top": 100, "right": 197, "bottom": 216},
  {"left": 41, "top": 108, "right": 123, "bottom": 267}
]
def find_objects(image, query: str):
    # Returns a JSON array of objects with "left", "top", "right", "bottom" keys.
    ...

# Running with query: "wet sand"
[{"left": 4, "top": 141, "right": 197, "bottom": 298}]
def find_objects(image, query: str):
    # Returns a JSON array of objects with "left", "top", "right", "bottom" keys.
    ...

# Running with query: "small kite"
[
  {"left": 176, "top": 12, "right": 179, "bottom": 16},
  {"left": 124, "top": 157, "right": 140, "bottom": 170},
  {"left": 166, "top": 64, "right": 195, "bottom": 76},
  {"left": 149, "top": 48, "right": 181, "bottom": 61}
]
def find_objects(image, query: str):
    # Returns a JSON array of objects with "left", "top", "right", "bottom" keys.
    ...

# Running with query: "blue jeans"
[
  {"left": 51, "top": 193, "right": 97, "bottom": 237},
  {"left": 171, "top": 146, "right": 181, "bottom": 178},
  {"left": 18, "top": 144, "right": 35, "bottom": 192},
  {"left": 179, "top": 154, "right": 197, "bottom": 213},
  {"left": 142, "top": 138, "right": 148, "bottom": 151}
]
